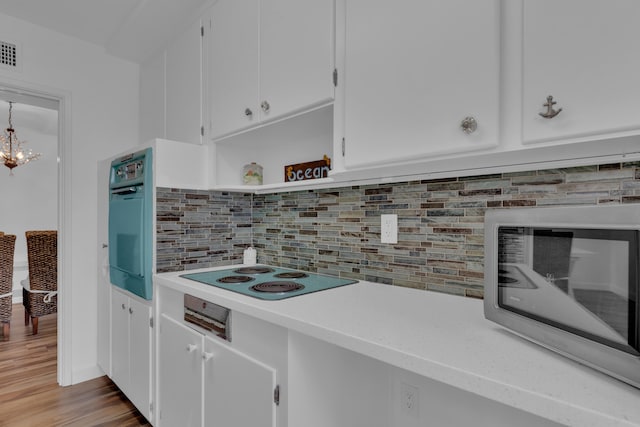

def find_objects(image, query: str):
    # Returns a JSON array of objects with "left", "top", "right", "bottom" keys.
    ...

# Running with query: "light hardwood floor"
[{"left": 0, "top": 304, "right": 151, "bottom": 426}]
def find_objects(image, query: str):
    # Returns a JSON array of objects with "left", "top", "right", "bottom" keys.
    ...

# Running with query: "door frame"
[{"left": 0, "top": 76, "right": 72, "bottom": 386}]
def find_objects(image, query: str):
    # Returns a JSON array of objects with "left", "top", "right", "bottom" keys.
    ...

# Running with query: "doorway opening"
[{"left": 0, "top": 83, "right": 69, "bottom": 386}]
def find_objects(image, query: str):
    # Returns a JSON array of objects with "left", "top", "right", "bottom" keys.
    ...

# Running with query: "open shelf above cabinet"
[
  {"left": 211, "top": 105, "right": 334, "bottom": 190},
  {"left": 151, "top": 105, "right": 339, "bottom": 194}
]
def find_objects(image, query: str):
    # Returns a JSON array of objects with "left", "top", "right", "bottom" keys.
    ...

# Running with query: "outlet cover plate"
[{"left": 381, "top": 214, "right": 398, "bottom": 244}]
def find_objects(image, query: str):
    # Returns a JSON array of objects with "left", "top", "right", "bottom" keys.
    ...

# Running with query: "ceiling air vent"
[{"left": 0, "top": 40, "right": 19, "bottom": 70}]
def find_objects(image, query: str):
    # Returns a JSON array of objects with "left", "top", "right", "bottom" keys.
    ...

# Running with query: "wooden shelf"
[{"left": 212, "top": 177, "right": 336, "bottom": 194}]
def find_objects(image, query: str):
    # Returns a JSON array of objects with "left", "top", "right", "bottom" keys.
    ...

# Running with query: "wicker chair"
[
  {"left": 22, "top": 230, "right": 58, "bottom": 335},
  {"left": 0, "top": 233, "right": 16, "bottom": 339}
]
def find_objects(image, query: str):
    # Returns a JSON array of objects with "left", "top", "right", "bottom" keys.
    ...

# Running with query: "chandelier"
[{"left": 0, "top": 102, "right": 41, "bottom": 175}]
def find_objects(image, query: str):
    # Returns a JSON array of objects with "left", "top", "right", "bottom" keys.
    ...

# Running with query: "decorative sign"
[{"left": 285, "top": 155, "right": 331, "bottom": 182}]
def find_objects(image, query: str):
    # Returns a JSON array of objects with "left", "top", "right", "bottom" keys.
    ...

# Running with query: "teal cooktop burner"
[{"left": 180, "top": 265, "right": 358, "bottom": 300}]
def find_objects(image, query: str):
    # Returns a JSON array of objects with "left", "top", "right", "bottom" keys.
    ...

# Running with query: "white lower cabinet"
[
  {"left": 158, "top": 313, "right": 278, "bottom": 427},
  {"left": 204, "top": 333, "right": 277, "bottom": 426},
  {"left": 110, "top": 287, "right": 153, "bottom": 422},
  {"left": 157, "top": 314, "right": 202, "bottom": 426}
]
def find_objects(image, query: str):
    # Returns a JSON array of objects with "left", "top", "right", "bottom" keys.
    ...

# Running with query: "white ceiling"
[
  {"left": 0, "top": 0, "right": 212, "bottom": 63},
  {"left": 0, "top": 1, "right": 214, "bottom": 129}
]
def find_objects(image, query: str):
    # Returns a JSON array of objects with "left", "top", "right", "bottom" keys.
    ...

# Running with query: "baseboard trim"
[{"left": 71, "top": 365, "right": 105, "bottom": 385}]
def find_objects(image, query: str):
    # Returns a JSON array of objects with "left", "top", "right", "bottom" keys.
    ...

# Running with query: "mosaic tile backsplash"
[
  {"left": 156, "top": 189, "right": 252, "bottom": 272},
  {"left": 157, "top": 162, "right": 640, "bottom": 299}
]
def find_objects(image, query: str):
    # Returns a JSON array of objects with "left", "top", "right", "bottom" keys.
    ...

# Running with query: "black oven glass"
[{"left": 497, "top": 226, "right": 639, "bottom": 355}]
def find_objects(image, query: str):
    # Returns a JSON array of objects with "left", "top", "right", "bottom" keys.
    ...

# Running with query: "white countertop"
[{"left": 154, "top": 266, "right": 640, "bottom": 427}]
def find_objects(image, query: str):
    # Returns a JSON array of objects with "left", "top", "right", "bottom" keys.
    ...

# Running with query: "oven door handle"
[{"left": 111, "top": 186, "right": 138, "bottom": 195}]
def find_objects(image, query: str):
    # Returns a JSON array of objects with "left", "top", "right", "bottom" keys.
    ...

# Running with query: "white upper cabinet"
[
  {"left": 521, "top": 0, "right": 640, "bottom": 145},
  {"left": 209, "top": 0, "right": 260, "bottom": 138},
  {"left": 140, "top": 53, "right": 166, "bottom": 143},
  {"left": 209, "top": 0, "right": 335, "bottom": 140},
  {"left": 337, "top": 0, "right": 500, "bottom": 170},
  {"left": 259, "top": 0, "right": 335, "bottom": 122},
  {"left": 166, "top": 15, "right": 204, "bottom": 145},
  {"left": 140, "top": 12, "right": 204, "bottom": 145}
]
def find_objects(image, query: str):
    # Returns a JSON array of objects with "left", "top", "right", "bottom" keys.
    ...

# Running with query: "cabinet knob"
[
  {"left": 460, "top": 116, "right": 478, "bottom": 134},
  {"left": 244, "top": 108, "right": 253, "bottom": 118},
  {"left": 539, "top": 95, "right": 562, "bottom": 119},
  {"left": 261, "top": 100, "right": 270, "bottom": 113},
  {"left": 129, "top": 307, "right": 133, "bottom": 314},
  {"left": 186, "top": 344, "right": 198, "bottom": 353},
  {"left": 121, "top": 303, "right": 126, "bottom": 310},
  {"left": 202, "top": 351, "right": 214, "bottom": 362}
]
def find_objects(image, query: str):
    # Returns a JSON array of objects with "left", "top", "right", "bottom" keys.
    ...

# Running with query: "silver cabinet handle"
[
  {"left": 186, "top": 344, "right": 198, "bottom": 353},
  {"left": 261, "top": 101, "right": 270, "bottom": 113},
  {"left": 102, "top": 243, "right": 108, "bottom": 248},
  {"left": 539, "top": 95, "right": 562, "bottom": 119},
  {"left": 460, "top": 116, "right": 477, "bottom": 134},
  {"left": 202, "top": 351, "right": 214, "bottom": 362},
  {"left": 244, "top": 108, "right": 253, "bottom": 118}
]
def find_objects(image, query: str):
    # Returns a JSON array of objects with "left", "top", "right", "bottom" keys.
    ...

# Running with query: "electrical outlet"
[
  {"left": 381, "top": 214, "right": 398, "bottom": 244},
  {"left": 400, "top": 382, "right": 419, "bottom": 418}
]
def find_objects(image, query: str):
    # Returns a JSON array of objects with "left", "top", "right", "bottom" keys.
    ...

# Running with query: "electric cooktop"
[{"left": 180, "top": 265, "right": 358, "bottom": 300}]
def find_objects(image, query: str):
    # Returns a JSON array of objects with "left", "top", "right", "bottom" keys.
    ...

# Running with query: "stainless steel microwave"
[{"left": 484, "top": 204, "right": 640, "bottom": 389}]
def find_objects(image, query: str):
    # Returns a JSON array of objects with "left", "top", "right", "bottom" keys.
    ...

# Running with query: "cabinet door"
[
  {"left": 209, "top": 0, "right": 260, "bottom": 138},
  {"left": 259, "top": 0, "right": 334, "bottom": 122},
  {"left": 128, "top": 298, "right": 152, "bottom": 421},
  {"left": 522, "top": 0, "right": 640, "bottom": 144},
  {"left": 158, "top": 315, "right": 203, "bottom": 427},
  {"left": 140, "top": 53, "right": 166, "bottom": 143},
  {"left": 203, "top": 336, "right": 277, "bottom": 427},
  {"left": 110, "top": 289, "right": 129, "bottom": 392},
  {"left": 166, "top": 15, "right": 204, "bottom": 145},
  {"left": 341, "top": 0, "right": 500, "bottom": 169}
]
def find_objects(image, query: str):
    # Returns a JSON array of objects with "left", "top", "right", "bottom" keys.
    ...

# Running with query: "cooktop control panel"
[{"left": 184, "top": 293, "right": 231, "bottom": 341}]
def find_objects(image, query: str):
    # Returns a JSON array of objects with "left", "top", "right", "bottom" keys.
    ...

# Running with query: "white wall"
[
  {"left": 0, "top": 13, "right": 140, "bottom": 384},
  {"left": 570, "top": 238, "right": 630, "bottom": 296}
]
